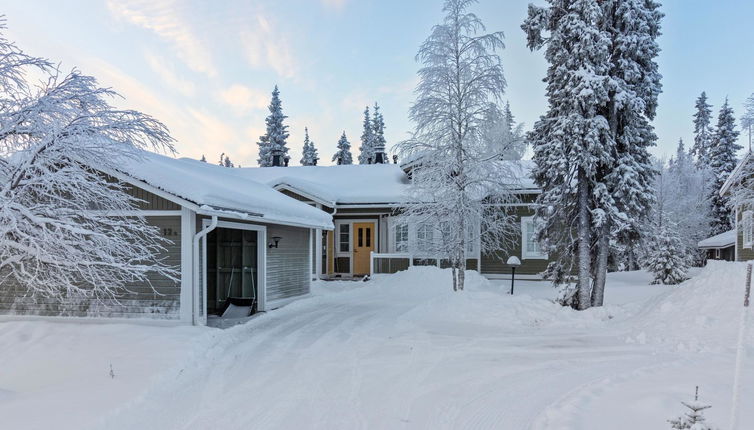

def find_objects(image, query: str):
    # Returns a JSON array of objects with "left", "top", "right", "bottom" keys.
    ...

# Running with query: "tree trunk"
[
  {"left": 577, "top": 168, "right": 592, "bottom": 310},
  {"left": 451, "top": 266, "right": 457, "bottom": 292},
  {"left": 591, "top": 223, "right": 609, "bottom": 307},
  {"left": 458, "top": 256, "right": 466, "bottom": 291}
]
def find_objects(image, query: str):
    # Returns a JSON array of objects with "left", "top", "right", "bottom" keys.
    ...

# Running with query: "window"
[
  {"left": 521, "top": 217, "right": 547, "bottom": 259},
  {"left": 417, "top": 223, "right": 434, "bottom": 250},
  {"left": 744, "top": 210, "right": 753, "bottom": 248},
  {"left": 394, "top": 224, "right": 408, "bottom": 252},
  {"left": 339, "top": 224, "right": 350, "bottom": 252}
]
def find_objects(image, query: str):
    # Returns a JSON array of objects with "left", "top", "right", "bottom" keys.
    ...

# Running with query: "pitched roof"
[
  {"left": 112, "top": 151, "right": 333, "bottom": 229},
  {"left": 234, "top": 160, "right": 538, "bottom": 207},
  {"left": 232, "top": 163, "right": 411, "bottom": 206},
  {"left": 698, "top": 229, "right": 735, "bottom": 249},
  {"left": 720, "top": 152, "right": 753, "bottom": 196}
]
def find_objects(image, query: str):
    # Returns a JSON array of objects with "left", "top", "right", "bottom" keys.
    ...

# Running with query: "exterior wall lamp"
[{"left": 269, "top": 236, "right": 282, "bottom": 249}]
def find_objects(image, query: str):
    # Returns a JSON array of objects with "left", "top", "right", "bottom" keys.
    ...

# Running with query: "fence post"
[{"left": 730, "top": 263, "right": 752, "bottom": 430}]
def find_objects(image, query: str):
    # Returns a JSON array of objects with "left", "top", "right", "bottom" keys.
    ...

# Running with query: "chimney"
[{"left": 271, "top": 148, "right": 282, "bottom": 167}]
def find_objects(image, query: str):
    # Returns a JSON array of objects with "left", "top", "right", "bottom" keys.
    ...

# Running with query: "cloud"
[
  {"left": 240, "top": 15, "right": 297, "bottom": 80},
  {"left": 107, "top": 0, "right": 217, "bottom": 77},
  {"left": 321, "top": 0, "right": 349, "bottom": 10},
  {"left": 218, "top": 84, "right": 269, "bottom": 114},
  {"left": 144, "top": 52, "right": 196, "bottom": 97}
]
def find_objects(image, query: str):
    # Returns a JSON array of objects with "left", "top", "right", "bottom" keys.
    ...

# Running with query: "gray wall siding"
[
  {"left": 124, "top": 183, "right": 181, "bottom": 211},
  {"left": 266, "top": 225, "right": 311, "bottom": 303},
  {"left": 0, "top": 216, "right": 182, "bottom": 319},
  {"left": 480, "top": 205, "right": 551, "bottom": 276}
]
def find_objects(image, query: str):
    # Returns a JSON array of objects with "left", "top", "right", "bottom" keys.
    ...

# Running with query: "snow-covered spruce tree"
[
  {"left": 300, "top": 127, "right": 319, "bottom": 166},
  {"left": 256, "top": 85, "right": 289, "bottom": 167},
  {"left": 218, "top": 152, "right": 234, "bottom": 168},
  {"left": 663, "top": 139, "right": 711, "bottom": 265},
  {"left": 646, "top": 215, "right": 688, "bottom": 285},
  {"left": 332, "top": 131, "right": 353, "bottom": 165},
  {"left": 0, "top": 24, "right": 177, "bottom": 302},
  {"left": 667, "top": 387, "right": 714, "bottom": 429},
  {"left": 708, "top": 98, "right": 741, "bottom": 235},
  {"left": 522, "top": 0, "right": 613, "bottom": 309},
  {"left": 741, "top": 92, "right": 754, "bottom": 152},
  {"left": 397, "top": 0, "right": 518, "bottom": 292},
  {"left": 371, "top": 103, "right": 388, "bottom": 163},
  {"left": 592, "top": 0, "right": 662, "bottom": 306},
  {"left": 691, "top": 91, "right": 714, "bottom": 167},
  {"left": 480, "top": 101, "right": 526, "bottom": 160},
  {"left": 524, "top": 0, "right": 662, "bottom": 308},
  {"left": 358, "top": 106, "right": 374, "bottom": 164},
  {"left": 200, "top": 154, "right": 207, "bottom": 162}
]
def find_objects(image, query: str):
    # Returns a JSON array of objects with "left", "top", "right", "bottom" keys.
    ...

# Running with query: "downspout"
[{"left": 192, "top": 215, "right": 218, "bottom": 325}]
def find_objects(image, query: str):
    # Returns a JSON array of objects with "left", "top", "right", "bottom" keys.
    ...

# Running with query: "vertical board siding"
[
  {"left": 266, "top": 225, "right": 311, "bottom": 302},
  {"left": 0, "top": 216, "right": 182, "bottom": 319},
  {"left": 737, "top": 209, "right": 754, "bottom": 261}
]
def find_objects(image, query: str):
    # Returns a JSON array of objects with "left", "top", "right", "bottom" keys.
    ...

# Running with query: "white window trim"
[
  {"left": 335, "top": 221, "right": 351, "bottom": 256},
  {"left": 521, "top": 216, "right": 548, "bottom": 260},
  {"left": 743, "top": 210, "right": 753, "bottom": 249}
]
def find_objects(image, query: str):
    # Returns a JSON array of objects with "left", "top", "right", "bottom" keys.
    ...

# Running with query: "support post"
[{"left": 510, "top": 267, "right": 516, "bottom": 295}]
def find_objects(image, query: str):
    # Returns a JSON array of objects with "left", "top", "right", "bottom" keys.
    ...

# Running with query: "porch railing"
[{"left": 370, "top": 252, "right": 447, "bottom": 276}]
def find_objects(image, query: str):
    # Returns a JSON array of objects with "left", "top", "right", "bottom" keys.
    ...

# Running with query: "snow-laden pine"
[
  {"left": 523, "top": 0, "right": 662, "bottom": 309},
  {"left": 646, "top": 216, "right": 688, "bottom": 285},
  {"left": 480, "top": 101, "right": 526, "bottom": 160},
  {"left": 397, "top": 0, "right": 518, "bottom": 292},
  {"left": 707, "top": 98, "right": 741, "bottom": 235},
  {"left": 300, "top": 127, "right": 319, "bottom": 166},
  {"left": 332, "top": 131, "right": 353, "bottom": 165},
  {"left": 691, "top": 92, "right": 714, "bottom": 167},
  {"left": 358, "top": 106, "right": 374, "bottom": 164},
  {"left": 653, "top": 139, "right": 711, "bottom": 266},
  {"left": 667, "top": 388, "right": 714, "bottom": 430},
  {"left": 257, "top": 85, "right": 289, "bottom": 167},
  {"left": 371, "top": 103, "right": 388, "bottom": 163},
  {"left": 218, "top": 152, "right": 234, "bottom": 168},
  {"left": 741, "top": 92, "right": 754, "bottom": 152},
  {"left": 0, "top": 24, "right": 177, "bottom": 302}
]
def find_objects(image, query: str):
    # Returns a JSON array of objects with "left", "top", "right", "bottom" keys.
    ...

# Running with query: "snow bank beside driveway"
[
  {"left": 0, "top": 321, "right": 209, "bottom": 430},
  {"left": 628, "top": 260, "right": 753, "bottom": 352}
]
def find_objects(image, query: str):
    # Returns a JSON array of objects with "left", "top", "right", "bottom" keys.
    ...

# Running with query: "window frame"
[
  {"left": 394, "top": 223, "right": 409, "bottom": 252},
  {"left": 521, "top": 216, "right": 547, "bottom": 260},
  {"left": 337, "top": 222, "right": 351, "bottom": 255}
]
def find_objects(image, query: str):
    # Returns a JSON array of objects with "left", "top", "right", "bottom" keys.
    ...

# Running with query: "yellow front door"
[{"left": 352, "top": 222, "right": 375, "bottom": 275}]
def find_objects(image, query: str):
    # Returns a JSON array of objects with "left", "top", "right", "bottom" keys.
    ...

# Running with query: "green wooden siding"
[
  {"left": 737, "top": 209, "right": 754, "bottom": 261},
  {"left": 124, "top": 183, "right": 181, "bottom": 211},
  {"left": 0, "top": 216, "right": 182, "bottom": 319},
  {"left": 480, "top": 205, "right": 551, "bottom": 276}
]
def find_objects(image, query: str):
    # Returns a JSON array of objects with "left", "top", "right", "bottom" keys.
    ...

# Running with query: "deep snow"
[{"left": 0, "top": 262, "right": 750, "bottom": 429}]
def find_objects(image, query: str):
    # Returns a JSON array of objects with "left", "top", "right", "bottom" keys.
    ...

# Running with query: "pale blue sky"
[{"left": 2, "top": 0, "right": 752, "bottom": 165}]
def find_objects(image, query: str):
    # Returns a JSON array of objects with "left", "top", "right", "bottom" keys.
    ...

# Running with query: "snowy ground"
[{"left": 0, "top": 262, "right": 751, "bottom": 429}]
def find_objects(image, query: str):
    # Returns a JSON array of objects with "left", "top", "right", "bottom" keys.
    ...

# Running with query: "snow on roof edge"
[{"left": 698, "top": 229, "right": 735, "bottom": 248}]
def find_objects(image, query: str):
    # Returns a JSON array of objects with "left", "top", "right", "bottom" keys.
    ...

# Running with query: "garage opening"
[{"left": 206, "top": 227, "right": 259, "bottom": 318}]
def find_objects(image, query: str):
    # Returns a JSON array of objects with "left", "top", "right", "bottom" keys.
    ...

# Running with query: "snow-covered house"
[
  {"left": 697, "top": 230, "right": 735, "bottom": 261},
  {"left": 235, "top": 160, "right": 551, "bottom": 280},
  {"left": 719, "top": 152, "right": 754, "bottom": 262},
  {"left": 0, "top": 152, "right": 332, "bottom": 325}
]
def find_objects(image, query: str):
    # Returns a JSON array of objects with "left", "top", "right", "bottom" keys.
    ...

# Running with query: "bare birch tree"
[
  {"left": 397, "top": 0, "right": 518, "bottom": 291},
  {"left": 0, "top": 21, "right": 177, "bottom": 304}
]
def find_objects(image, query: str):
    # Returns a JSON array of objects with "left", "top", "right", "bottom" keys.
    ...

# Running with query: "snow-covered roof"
[
  {"left": 112, "top": 151, "right": 333, "bottom": 229},
  {"left": 698, "top": 229, "right": 735, "bottom": 249},
  {"left": 720, "top": 152, "right": 752, "bottom": 196},
  {"left": 233, "top": 160, "right": 538, "bottom": 207},
  {"left": 231, "top": 163, "right": 411, "bottom": 206}
]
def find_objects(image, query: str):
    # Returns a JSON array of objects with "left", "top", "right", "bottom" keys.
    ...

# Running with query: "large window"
[
  {"left": 521, "top": 217, "right": 547, "bottom": 259},
  {"left": 339, "top": 223, "right": 350, "bottom": 253},
  {"left": 395, "top": 223, "right": 409, "bottom": 252},
  {"left": 416, "top": 223, "right": 434, "bottom": 250},
  {"left": 744, "top": 210, "right": 753, "bottom": 248}
]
